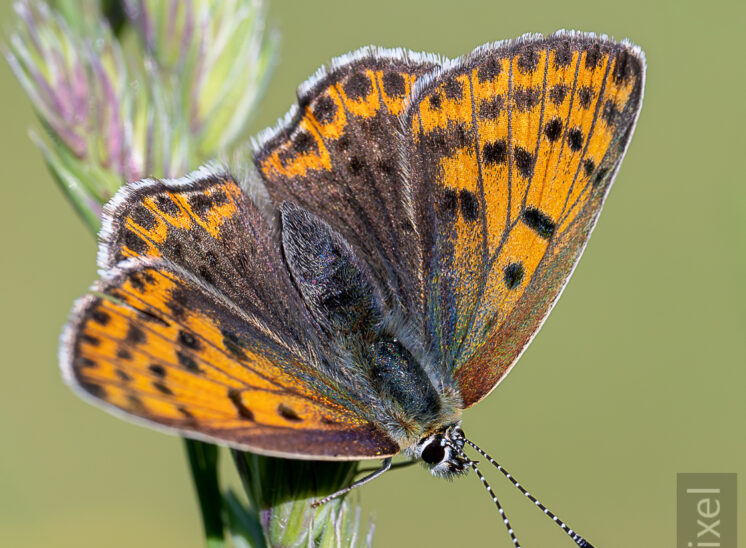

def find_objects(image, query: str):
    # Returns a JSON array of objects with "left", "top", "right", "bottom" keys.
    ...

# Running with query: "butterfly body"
[
  {"left": 280, "top": 199, "right": 463, "bottom": 452},
  {"left": 61, "top": 32, "right": 644, "bottom": 539}
]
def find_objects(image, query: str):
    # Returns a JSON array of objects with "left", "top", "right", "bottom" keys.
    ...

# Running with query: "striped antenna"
[
  {"left": 457, "top": 436, "right": 594, "bottom": 548},
  {"left": 445, "top": 441, "right": 521, "bottom": 547}
]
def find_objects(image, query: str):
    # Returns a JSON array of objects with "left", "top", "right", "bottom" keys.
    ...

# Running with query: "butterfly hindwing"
[
  {"left": 63, "top": 170, "right": 399, "bottom": 459},
  {"left": 404, "top": 33, "right": 645, "bottom": 405},
  {"left": 254, "top": 47, "right": 440, "bottom": 322}
]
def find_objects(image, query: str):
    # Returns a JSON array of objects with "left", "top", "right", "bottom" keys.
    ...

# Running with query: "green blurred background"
[{"left": 1, "top": 0, "right": 744, "bottom": 546}]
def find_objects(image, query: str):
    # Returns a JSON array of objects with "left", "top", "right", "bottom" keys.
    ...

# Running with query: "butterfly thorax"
[{"left": 281, "top": 201, "right": 462, "bottom": 447}]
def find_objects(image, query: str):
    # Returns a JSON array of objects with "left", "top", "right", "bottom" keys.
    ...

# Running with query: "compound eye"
[{"left": 421, "top": 441, "right": 446, "bottom": 464}]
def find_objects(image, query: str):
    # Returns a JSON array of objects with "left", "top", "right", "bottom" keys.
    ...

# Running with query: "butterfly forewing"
[
  {"left": 404, "top": 34, "right": 645, "bottom": 405},
  {"left": 253, "top": 48, "right": 440, "bottom": 321}
]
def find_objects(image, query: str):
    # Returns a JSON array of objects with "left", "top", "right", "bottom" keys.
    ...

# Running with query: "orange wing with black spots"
[
  {"left": 62, "top": 262, "right": 397, "bottom": 458},
  {"left": 62, "top": 169, "right": 399, "bottom": 459},
  {"left": 404, "top": 33, "right": 645, "bottom": 406},
  {"left": 253, "top": 47, "right": 440, "bottom": 323}
]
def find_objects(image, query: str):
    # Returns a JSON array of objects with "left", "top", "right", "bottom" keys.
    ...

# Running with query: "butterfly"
[{"left": 60, "top": 31, "right": 644, "bottom": 546}]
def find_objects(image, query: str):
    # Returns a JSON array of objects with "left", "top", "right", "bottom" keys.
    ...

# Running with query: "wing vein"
[
  {"left": 504, "top": 56, "right": 514, "bottom": 235},
  {"left": 559, "top": 56, "right": 613, "bottom": 222},
  {"left": 521, "top": 47, "right": 551, "bottom": 213},
  {"left": 559, "top": 54, "right": 612, "bottom": 219},
  {"left": 549, "top": 50, "right": 583, "bottom": 197}
]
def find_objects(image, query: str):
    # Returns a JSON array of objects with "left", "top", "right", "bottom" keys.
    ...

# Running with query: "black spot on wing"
[
  {"left": 592, "top": 167, "right": 610, "bottom": 187},
  {"left": 522, "top": 208, "right": 556, "bottom": 239},
  {"left": 552, "top": 41, "right": 573, "bottom": 68},
  {"left": 177, "top": 351, "right": 201, "bottom": 373},
  {"left": 116, "top": 348, "right": 132, "bottom": 360},
  {"left": 514, "top": 87, "right": 541, "bottom": 111},
  {"left": 612, "top": 50, "right": 634, "bottom": 84},
  {"left": 348, "top": 156, "right": 365, "bottom": 176},
  {"left": 177, "top": 406, "right": 195, "bottom": 420},
  {"left": 344, "top": 72, "right": 372, "bottom": 100},
  {"left": 127, "top": 272, "right": 146, "bottom": 292},
  {"left": 583, "top": 159, "right": 596, "bottom": 177},
  {"left": 451, "top": 124, "right": 470, "bottom": 148},
  {"left": 585, "top": 43, "right": 602, "bottom": 69},
  {"left": 544, "top": 118, "right": 563, "bottom": 142},
  {"left": 208, "top": 190, "right": 228, "bottom": 207},
  {"left": 550, "top": 84, "right": 568, "bottom": 105},
  {"left": 80, "top": 334, "right": 100, "bottom": 347},
  {"left": 312, "top": 95, "right": 337, "bottom": 124},
  {"left": 76, "top": 356, "right": 96, "bottom": 368},
  {"left": 166, "top": 294, "right": 186, "bottom": 320},
  {"left": 439, "top": 189, "right": 459, "bottom": 218},
  {"left": 122, "top": 230, "right": 148, "bottom": 256},
  {"left": 568, "top": 128, "right": 584, "bottom": 151},
  {"left": 503, "top": 262, "right": 525, "bottom": 290},
  {"left": 197, "top": 266, "right": 215, "bottom": 286},
  {"left": 179, "top": 330, "right": 200, "bottom": 350},
  {"left": 81, "top": 381, "right": 105, "bottom": 398},
  {"left": 514, "top": 147, "right": 534, "bottom": 178},
  {"left": 125, "top": 325, "right": 146, "bottom": 345},
  {"left": 517, "top": 46, "right": 540, "bottom": 73},
  {"left": 377, "top": 157, "right": 397, "bottom": 178},
  {"left": 90, "top": 309, "right": 111, "bottom": 326},
  {"left": 419, "top": 128, "right": 452, "bottom": 157},
  {"left": 153, "top": 381, "right": 172, "bottom": 395},
  {"left": 168, "top": 241, "right": 184, "bottom": 263},
  {"left": 477, "top": 57, "right": 502, "bottom": 83},
  {"left": 228, "top": 389, "right": 255, "bottom": 421},
  {"left": 459, "top": 190, "right": 479, "bottom": 222},
  {"left": 221, "top": 329, "right": 248, "bottom": 360},
  {"left": 602, "top": 100, "right": 620, "bottom": 127},
  {"left": 292, "top": 132, "right": 316, "bottom": 154},
  {"left": 154, "top": 194, "right": 180, "bottom": 216},
  {"left": 149, "top": 364, "right": 166, "bottom": 378},
  {"left": 278, "top": 403, "right": 303, "bottom": 422},
  {"left": 129, "top": 204, "right": 157, "bottom": 230},
  {"left": 483, "top": 139, "right": 507, "bottom": 165},
  {"left": 382, "top": 71, "right": 406, "bottom": 97},
  {"left": 138, "top": 308, "right": 170, "bottom": 327},
  {"left": 443, "top": 79, "right": 463, "bottom": 100},
  {"left": 187, "top": 193, "right": 213, "bottom": 218},
  {"left": 578, "top": 86, "right": 594, "bottom": 109},
  {"left": 479, "top": 95, "right": 504, "bottom": 119},
  {"left": 115, "top": 369, "right": 132, "bottom": 382}
]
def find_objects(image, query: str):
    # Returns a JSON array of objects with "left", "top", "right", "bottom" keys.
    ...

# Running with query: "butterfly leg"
[
  {"left": 311, "top": 458, "right": 393, "bottom": 507},
  {"left": 356, "top": 459, "right": 416, "bottom": 476}
]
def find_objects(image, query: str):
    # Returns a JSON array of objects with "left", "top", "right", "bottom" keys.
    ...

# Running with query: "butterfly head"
[{"left": 415, "top": 423, "right": 469, "bottom": 478}]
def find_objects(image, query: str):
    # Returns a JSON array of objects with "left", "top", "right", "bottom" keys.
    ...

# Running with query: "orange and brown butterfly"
[{"left": 60, "top": 31, "right": 644, "bottom": 546}]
